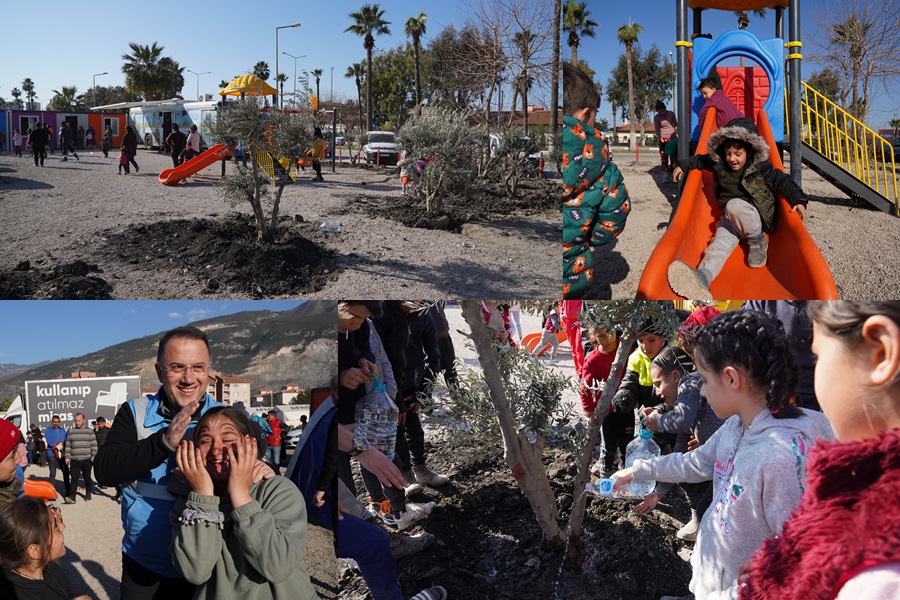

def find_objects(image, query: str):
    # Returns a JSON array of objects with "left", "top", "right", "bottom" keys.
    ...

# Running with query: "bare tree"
[{"left": 810, "top": 0, "right": 900, "bottom": 122}]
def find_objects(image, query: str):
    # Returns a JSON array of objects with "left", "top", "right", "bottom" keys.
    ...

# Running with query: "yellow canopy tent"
[{"left": 218, "top": 74, "right": 278, "bottom": 100}]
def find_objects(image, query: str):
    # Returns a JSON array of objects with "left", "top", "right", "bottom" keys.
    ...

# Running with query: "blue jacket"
[{"left": 113, "top": 391, "right": 221, "bottom": 577}]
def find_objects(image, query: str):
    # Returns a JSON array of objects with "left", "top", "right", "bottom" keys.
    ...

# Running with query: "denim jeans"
[
  {"left": 336, "top": 513, "right": 403, "bottom": 600},
  {"left": 698, "top": 197, "right": 763, "bottom": 281},
  {"left": 266, "top": 445, "right": 281, "bottom": 474}
]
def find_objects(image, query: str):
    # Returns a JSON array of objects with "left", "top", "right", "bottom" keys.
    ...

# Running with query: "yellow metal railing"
[{"left": 786, "top": 82, "right": 899, "bottom": 214}]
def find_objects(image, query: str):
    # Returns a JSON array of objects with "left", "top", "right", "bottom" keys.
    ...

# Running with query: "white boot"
[{"left": 677, "top": 509, "right": 699, "bottom": 542}]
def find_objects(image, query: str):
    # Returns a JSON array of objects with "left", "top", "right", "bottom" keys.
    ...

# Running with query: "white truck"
[{"left": 3, "top": 376, "right": 141, "bottom": 434}]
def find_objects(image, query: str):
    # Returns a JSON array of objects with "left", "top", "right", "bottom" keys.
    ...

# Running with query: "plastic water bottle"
[
  {"left": 585, "top": 477, "right": 646, "bottom": 500},
  {"left": 354, "top": 375, "right": 398, "bottom": 460},
  {"left": 624, "top": 426, "right": 661, "bottom": 497},
  {"left": 317, "top": 220, "right": 341, "bottom": 233}
]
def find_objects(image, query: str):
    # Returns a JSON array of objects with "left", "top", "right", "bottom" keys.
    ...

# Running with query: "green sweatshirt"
[{"left": 168, "top": 476, "right": 319, "bottom": 600}]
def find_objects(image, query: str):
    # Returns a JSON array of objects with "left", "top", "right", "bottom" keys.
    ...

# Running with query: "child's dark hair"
[
  {"left": 563, "top": 62, "right": 601, "bottom": 117},
  {"left": 0, "top": 498, "right": 54, "bottom": 570},
  {"left": 721, "top": 137, "right": 755, "bottom": 158},
  {"left": 808, "top": 301, "right": 900, "bottom": 384},
  {"left": 195, "top": 406, "right": 267, "bottom": 460},
  {"left": 698, "top": 69, "right": 722, "bottom": 91},
  {"left": 695, "top": 310, "right": 803, "bottom": 418},
  {"left": 652, "top": 346, "right": 695, "bottom": 377}
]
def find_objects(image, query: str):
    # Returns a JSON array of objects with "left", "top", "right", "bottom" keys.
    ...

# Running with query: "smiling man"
[{"left": 95, "top": 326, "right": 221, "bottom": 600}]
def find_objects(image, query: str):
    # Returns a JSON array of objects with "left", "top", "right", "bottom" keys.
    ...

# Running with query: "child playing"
[
  {"left": 697, "top": 71, "right": 744, "bottom": 131},
  {"left": 101, "top": 133, "right": 112, "bottom": 158},
  {"left": 739, "top": 301, "right": 900, "bottom": 600},
  {"left": 12, "top": 129, "right": 22, "bottom": 158},
  {"left": 667, "top": 118, "right": 808, "bottom": 299},
  {"left": 612, "top": 309, "right": 834, "bottom": 600},
  {"left": 169, "top": 406, "right": 319, "bottom": 599},
  {"left": 580, "top": 325, "right": 621, "bottom": 416},
  {"left": 562, "top": 62, "right": 631, "bottom": 299},
  {"left": 532, "top": 305, "right": 562, "bottom": 361},
  {"left": 0, "top": 498, "right": 89, "bottom": 598},
  {"left": 117, "top": 147, "right": 129, "bottom": 174}
]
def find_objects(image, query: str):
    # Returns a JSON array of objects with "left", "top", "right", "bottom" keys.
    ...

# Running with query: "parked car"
[
  {"left": 363, "top": 131, "right": 399, "bottom": 165},
  {"left": 335, "top": 135, "right": 345, "bottom": 146},
  {"left": 284, "top": 426, "right": 304, "bottom": 450}
]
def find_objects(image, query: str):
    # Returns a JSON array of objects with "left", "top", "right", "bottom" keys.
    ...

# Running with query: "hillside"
[{"left": 0, "top": 301, "right": 336, "bottom": 400}]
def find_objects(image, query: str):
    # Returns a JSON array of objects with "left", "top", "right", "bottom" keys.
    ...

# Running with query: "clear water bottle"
[
  {"left": 354, "top": 374, "right": 398, "bottom": 460},
  {"left": 317, "top": 220, "right": 341, "bottom": 233},
  {"left": 585, "top": 477, "right": 647, "bottom": 500},
  {"left": 624, "top": 426, "right": 661, "bottom": 497}
]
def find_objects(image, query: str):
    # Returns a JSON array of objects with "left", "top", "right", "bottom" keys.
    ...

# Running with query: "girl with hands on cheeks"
[{"left": 167, "top": 407, "right": 319, "bottom": 600}]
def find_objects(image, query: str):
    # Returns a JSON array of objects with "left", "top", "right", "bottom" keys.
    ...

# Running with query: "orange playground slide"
[
  {"left": 159, "top": 144, "right": 231, "bottom": 185},
  {"left": 637, "top": 108, "right": 838, "bottom": 300},
  {"left": 522, "top": 330, "right": 568, "bottom": 355}
]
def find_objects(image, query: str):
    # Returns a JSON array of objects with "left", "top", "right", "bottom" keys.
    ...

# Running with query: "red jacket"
[
  {"left": 266, "top": 418, "right": 283, "bottom": 447},
  {"left": 740, "top": 427, "right": 900, "bottom": 600},
  {"left": 579, "top": 341, "right": 620, "bottom": 415}
]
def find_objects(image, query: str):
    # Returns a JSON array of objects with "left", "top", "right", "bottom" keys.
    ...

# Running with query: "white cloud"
[
  {"left": 167, "top": 312, "right": 183, "bottom": 319},
  {"left": 187, "top": 308, "right": 212, "bottom": 322}
]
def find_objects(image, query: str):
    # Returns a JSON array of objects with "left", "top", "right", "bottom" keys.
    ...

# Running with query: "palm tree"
[
  {"left": 513, "top": 30, "right": 536, "bottom": 133},
  {"left": 21, "top": 78, "right": 35, "bottom": 107},
  {"left": 311, "top": 68, "right": 324, "bottom": 104},
  {"left": 831, "top": 14, "right": 873, "bottom": 120},
  {"left": 10, "top": 87, "right": 22, "bottom": 109},
  {"left": 345, "top": 3, "right": 391, "bottom": 131},
  {"left": 551, "top": 0, "right": 562, "bottom": 145},
  {"left": 275, "top": 73, "right": 288, "bottom": 102},
  {"left": 345, "top": 62, "right": 366, "bottom": 138},
  {"left": 121, "top": 42, "right": 169, "bottom": 100},
  {"left": 404, "top": 12, "right": 427, "bottom": 116},
  {"left": 563, "top": 1, "right": 599, "bottom": 66},
  {"left": 252, "top": 61, "right": 271, "bottom": 81},
  {"left": 50, "top": 85, "right": 81, "bottom": 111},
  {"left": 890, "top": 118, "right": 900, "bottom": 137},
  {"left": 617, "top": 20, "right": 643, "bottom": 151},
  {"left": 734, "top": 9, "right": 767, "bottom": 66}
]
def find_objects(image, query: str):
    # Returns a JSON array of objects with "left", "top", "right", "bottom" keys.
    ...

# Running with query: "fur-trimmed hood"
[{"left": 707, "top": 117, "right": 770, "bottom": 165}]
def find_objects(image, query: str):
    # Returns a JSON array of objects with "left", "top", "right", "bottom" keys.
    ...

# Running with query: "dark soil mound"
[
  {"left": 342, "top": 442, "right": 694, "bottom": 600},
  {"left": 0, "top": 259, "right": 112, "bottom": 299},
  {"left": 100, "top": 213, "right": 337, "bottom": 296},
  {"left": 342, "top": 178, "right": 558, "bottom": 232}
]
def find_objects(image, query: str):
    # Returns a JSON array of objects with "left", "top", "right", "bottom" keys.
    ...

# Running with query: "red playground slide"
[
  {"left": 158, "top": 144, "right": 231, "bottom": 185},
  {"left": 637, "top": 108, "right": 838, "bottom": 300}
]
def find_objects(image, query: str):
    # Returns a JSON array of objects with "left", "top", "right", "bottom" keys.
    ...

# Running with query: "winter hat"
[
  {"left": 707, "top": 117, "right": 770, "bottom": 164},
  {"left": 0, "top": 419, "right": 19, "bottom": 460},
  {"left": 679, "top": 305, "right": 722, "bottom": 344}
]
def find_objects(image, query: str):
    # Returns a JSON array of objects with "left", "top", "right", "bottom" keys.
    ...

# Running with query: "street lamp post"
[
  {"left": 187, "top": 69, "right": 210, "bottom": 101},
  {"left": 92, "top": 72, "right": 108, "bottom": 109},
  {"left": 275, "top": 23, "right": 302, "bottom": 107},
  {"left": 669, "top": 51, "right": 675, "bottom": 113},
  {"left": 282, "top": 52, "right": 307, "bottom": 106},
  {"left": 330, "top": 67, "right": 334, "bottom": 104}
]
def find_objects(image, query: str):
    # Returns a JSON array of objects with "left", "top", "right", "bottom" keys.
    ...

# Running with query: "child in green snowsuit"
[{"left": 562, "top": 63, "right": 632, "bottom": 299}]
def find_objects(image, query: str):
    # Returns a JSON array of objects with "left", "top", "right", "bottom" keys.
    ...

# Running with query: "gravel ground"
[
  {"left": 0, "top": 151, "right": 558, "bottom": 299},
  {"left": 581, "top": 150, "right": 900, "bottom": 299},
  {"left": 22, "top": 459, "right": 338, "bottom": 600}
]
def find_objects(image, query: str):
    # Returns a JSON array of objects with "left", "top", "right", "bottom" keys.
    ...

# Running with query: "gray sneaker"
[
  {"left": 747, "top": 234, "right": 768, "bottom": 268},
  {"left": 391, "top": 531, "right": 436, "bottom": 559},
  {"left": 667, "top": 261, "right": 712, "bottom": 301},
  {"left": 403, "top": 469, "right": 424, "bottom": 497},
  {"left": 676, "top": 509, "right": 699, "bottom": 542},
  {"left": 413, "top": 464, "right": 450, "bottom": 487}
]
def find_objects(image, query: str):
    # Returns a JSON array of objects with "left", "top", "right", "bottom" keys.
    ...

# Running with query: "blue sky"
[
  {"left": 579, "top": 2, "right": 899, "bottom": 130},
  {"left": 0, "top": 301, "right": 304, "bottom": 365},
  {"left": 2, "top": 1, "right": 896, "bottom": 127}
]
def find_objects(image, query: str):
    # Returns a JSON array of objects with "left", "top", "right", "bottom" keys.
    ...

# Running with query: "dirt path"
[{"left": 0, "top": 152, "right": 558, "bottom": 299}]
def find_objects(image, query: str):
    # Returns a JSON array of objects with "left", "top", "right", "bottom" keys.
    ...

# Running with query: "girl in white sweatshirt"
[{"left": 614, "top": 309, "right": 834, "bottom": 600}]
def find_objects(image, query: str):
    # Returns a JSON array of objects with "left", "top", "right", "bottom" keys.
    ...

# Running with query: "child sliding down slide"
[{"left": 667, "top": 118, "right": 808, "bottom": 300}]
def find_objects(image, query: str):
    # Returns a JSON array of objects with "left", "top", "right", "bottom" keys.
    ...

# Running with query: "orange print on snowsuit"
[
  {"left": 573, "top": 255, "right": 587, "bottom": 274},
  {"left": 608, "top": 186, "right": 619, "bottom": 199},
  {"left": 562, "top": 153, "right": 569, "bottom": 169},
  {"left": 565, "top": 193, "right": 583, "bottom": 207},
  {"left": 562, "top": 284, "right": 571, "bottom": 296},
  {"left": 621, "top": 198, "right": 631, "bottom": 212},
  {"left": 583, "top": 144, "right": 594, "bottom": 160},
  {"left": 585, "top": 269, "right": 593, "bottom": 281},
  {"left": 571, "top": 123, "right": 587, "bottom": 141},
  {"left": 600, "top": 220, "right": 617, "bottom": 232}
]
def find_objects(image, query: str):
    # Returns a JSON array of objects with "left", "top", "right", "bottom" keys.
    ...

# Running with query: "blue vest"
[
  {"left": 285, "top": 397, "right": 335, "bottom": 529},
  {"left": 120, "top": 391, "right": 220, "bottom": 577}
]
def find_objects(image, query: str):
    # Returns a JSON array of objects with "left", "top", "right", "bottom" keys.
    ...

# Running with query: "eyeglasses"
[{"left": 160, "top": 364, "right": 208, "bottom": 376}]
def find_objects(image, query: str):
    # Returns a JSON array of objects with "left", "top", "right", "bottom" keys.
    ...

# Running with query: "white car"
[
  {"left": 284, "top": 427, "right": 304, "bottom": 450},
  {"left": 362, "top": 131, "right": 399, "bottom": 165},
  {"left": 334, "top": 135, "right": 345, "bottom": 146}
]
